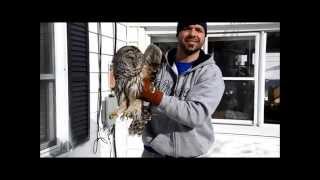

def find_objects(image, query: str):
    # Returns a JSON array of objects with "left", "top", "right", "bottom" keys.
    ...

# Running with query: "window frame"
[
  {"left": 264, "top": 31, "right": 280, "bottom": 124},
  {"left": 41, "top": 23, "right": 71, "bottom": 157},
  {"left": 40, "top": 23, "right": 57, "bottom": 151},
  {"left": 151, "top": 32, "right": 261, "bottom": 126},
  {"left": 205, "top": 32, "right": 260, "bottom": 126}
]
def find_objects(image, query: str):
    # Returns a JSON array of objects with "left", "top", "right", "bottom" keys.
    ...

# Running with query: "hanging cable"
[
  {"left": 112, "top": 22, "right": 117, "bottom": 158},
  {"left": 92, "top": 22, "right": 111, "bottom": 154},
  {"left": 92, "top": 22, "right": 102, "bottom": 154},
  {"left": 91, "top": 22, "right": 118, "bottom": 157}
]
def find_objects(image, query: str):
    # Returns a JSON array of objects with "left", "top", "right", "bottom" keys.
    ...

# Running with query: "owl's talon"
[{"left": 109, "top": 112, "right": 118, "bottom": 120}]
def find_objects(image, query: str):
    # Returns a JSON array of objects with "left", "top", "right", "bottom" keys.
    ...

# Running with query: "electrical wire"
[
  {"left": 92, "top": 22, "right": 114, "bottom": 156},
  {"left": 112, "top": 22, "right": 117, "bottom": 158},
  {"left": 92, "top": 22, "right": 118, "bottom": 157},
  {"left": 92, "top": 22, "right": 103, "bottom": 154}
]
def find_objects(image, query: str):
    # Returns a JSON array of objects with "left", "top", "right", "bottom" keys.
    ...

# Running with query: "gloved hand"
[{"left": 140, "top": 78, "right": 163, "bottom": 106}]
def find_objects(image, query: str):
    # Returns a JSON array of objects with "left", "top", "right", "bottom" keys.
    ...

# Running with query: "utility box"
[{"left": 102, "top": 93, "right": 118, "bottom": 131}]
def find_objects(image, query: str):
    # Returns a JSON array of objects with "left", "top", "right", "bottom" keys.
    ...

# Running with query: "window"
[
  {"left": 209, "top": 36, "right": 255, "bottom": 77},
  {"left": 212, "top": 80, "right": 254, "bottom": 120},
  {"left": 264, "top": 31, "right": 280, "bottom": 124},
  {"left": 40, "top": 23, "right": 56, "bottom": 150},
  {"left": 266, "top": 31, "right": 280, "bottom": 52},
  {"left": 208, "top": 34, "right": 258, "bottom": 123},
  {"left": 151, "top": 33, "right": 259, "bottom": 124},
  {"left": 154, "top": 42, "right": 177, "bottom": 55},
  {"left": 152, "top": 35, "right": 178, "bottom": 55}
]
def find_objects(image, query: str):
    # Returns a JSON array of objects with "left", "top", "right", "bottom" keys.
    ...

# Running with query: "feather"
[{"left": 110, "top": 44, "right": 163, "bottom": 135}]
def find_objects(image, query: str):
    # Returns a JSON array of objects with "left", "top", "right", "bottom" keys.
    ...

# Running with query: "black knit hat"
[{"left": 176, "top": 21, "right": 207, "bottom": 37}]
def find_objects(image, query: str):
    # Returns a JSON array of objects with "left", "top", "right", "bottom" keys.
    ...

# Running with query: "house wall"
[
  {"left": 60, "top": 22, "right": 147, "bottom": 157},
  {"left": 265, "top": 53, "right": 280, "bottom": 80}
]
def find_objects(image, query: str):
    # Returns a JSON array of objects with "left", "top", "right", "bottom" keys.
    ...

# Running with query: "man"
[{"left": 140, "top": 21, "right": 225, "bottom": 158}]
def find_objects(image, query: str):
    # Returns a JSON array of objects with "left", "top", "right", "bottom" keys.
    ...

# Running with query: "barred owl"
[{"left": 110, "top": 44, "right": 163, "bottom": 135}]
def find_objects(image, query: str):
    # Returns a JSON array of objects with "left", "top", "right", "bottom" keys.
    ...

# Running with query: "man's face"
[{"left": 177, "top": 24, "right": 206, "bottom": 55}]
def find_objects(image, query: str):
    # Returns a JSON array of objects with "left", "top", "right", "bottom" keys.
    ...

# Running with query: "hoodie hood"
[{"left": 165, "top": 48, "right": 215, "bottom": 73}]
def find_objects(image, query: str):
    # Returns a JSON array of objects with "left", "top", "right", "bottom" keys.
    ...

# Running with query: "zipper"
[
  {"left": 172, "top": 75, "right": 181, "bottom": 157},
  {"left": 172, "top": 74, "right": 189, "bottom": 157},
  {"left": 173, "top": 131, "right": 176, "bottom": 157},
  {"left": 173, "top": 75, "right": 181, "bottom": 96}
]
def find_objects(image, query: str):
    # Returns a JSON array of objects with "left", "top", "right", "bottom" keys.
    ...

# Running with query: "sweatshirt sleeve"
[{"left": 156, "top": 64, "right": 225, "bottom": 128}]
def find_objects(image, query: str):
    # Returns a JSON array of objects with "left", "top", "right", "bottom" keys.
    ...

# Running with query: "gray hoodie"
[{"left": 142, "top": 48, "right": 225, "bottom": 157}]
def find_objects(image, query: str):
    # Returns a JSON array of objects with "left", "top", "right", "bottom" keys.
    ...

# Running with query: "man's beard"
[{"left": 179, "top": 39, "right": 203, "bottom": 55}]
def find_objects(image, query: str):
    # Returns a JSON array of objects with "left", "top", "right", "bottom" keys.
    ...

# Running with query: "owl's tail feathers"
[
  {"left": 128, "top": 119, "right": 147, "bottom": 136},
  {"left": 128, "top": 103, "right": 152, "bottom": 136}
]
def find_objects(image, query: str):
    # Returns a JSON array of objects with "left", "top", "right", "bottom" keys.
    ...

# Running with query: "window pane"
[
  {"left": 212, "top": 80, "right": 254, "bottom": 120},
  {"left": 208, "top": 36, "right": 255, "bottom": 77},
  {"left": 40, "top": 80, "right": 56, "bottom": 149},
  {"left": 264, "top": 80, "right": 280, "bottom": 123},
  {"left": 266, "top": 31, "right": 280, "bottom": 53},
  {"left": 265, "top": 31, "right": 280, "bottom": 124},
  {"left": 154, "top": 42, "right": 178, "bottom": 55},
  {"left": 40, "top": 23, "right": 54, "bottom": 74},
  {"left": 40, "top": 81, "right": 48, "bottom": 144}
]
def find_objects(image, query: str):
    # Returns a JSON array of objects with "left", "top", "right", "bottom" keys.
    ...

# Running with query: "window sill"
[
  {"left": 40, "top": 144, "right": 61, "bottom": 157},
  {"left": 212, "top": 122, "right": 280, "bottom": 138},
  {"left": 40, "top": 141, "right": 72, "bottom": 157}
]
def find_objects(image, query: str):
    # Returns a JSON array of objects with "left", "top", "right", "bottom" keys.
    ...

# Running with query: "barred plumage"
[{"left": 110, "top": 44, "right": 163, "bottom": 135}]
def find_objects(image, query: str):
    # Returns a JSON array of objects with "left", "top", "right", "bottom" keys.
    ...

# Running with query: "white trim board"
[{"left": 213, "top": 123, "right": 280, "bottom": 137}]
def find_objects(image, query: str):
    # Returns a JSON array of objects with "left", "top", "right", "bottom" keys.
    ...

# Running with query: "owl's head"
[{"left": 112, "top": 46, "right": 144, "bottom": 78}]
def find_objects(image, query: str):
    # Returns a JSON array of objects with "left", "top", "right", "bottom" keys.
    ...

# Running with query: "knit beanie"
[{"left": 176, "top": 21, "right": 207, "bottom": 37}]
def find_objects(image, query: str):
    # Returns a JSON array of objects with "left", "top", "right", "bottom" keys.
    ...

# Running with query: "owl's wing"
[
  {"left": 142, "top": 44, "right": 163, "bottom": 81},
  {"left": 143, "top": 44, "right": 163, "bottom": 68}
]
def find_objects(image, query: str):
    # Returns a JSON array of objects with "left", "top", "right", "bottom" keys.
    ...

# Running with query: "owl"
[{"left": 110, "top": 44, "right": 163, "bottom": 135}]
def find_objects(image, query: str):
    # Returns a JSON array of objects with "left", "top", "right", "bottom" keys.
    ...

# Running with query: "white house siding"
[
  {"left": 60, "top": 22, "right": 150, "bottom": 157},
  {"left": 265, "top": 53, "right": 280, "bottom": 80},
  {"left": 60, "top": 22, "right": 139, "bottom": 157}
]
